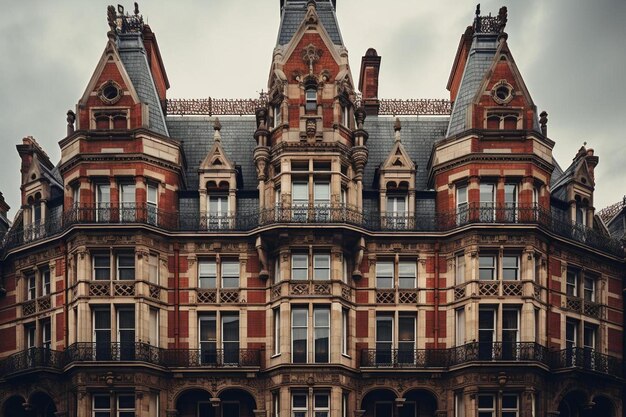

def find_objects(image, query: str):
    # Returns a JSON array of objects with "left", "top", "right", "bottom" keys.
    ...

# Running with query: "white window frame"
[
  {"left": 398, "top": 261, "right": 416, "bottom": 289},
  {"left": 273, "top": 308, "right": 281, "bottom": 356},
  {"left": 221, "top": 260, "right": 240, "bottom": 288},
  {"left": 148, "top": 253, "right": 159, "bottom": 285},
  {"left": 376, "top": 261, "right": 394, "bottom": 289},
  {"left": 292, "top": 392, "right": 308, "bottom": 417},
  {"left": 455, "top": 254, "right": 465, "bottom": 285},
  {"left": 198, "top": 259, "right": 217, "bottom": 289},
  {"left": 502, "top": 393, "right": 519, "bottom": 417},
  {"left": 313, "top": 393, "right": 330, "bottom": 417},
  {"left": 455, "top": 308, "right": 465, "bottom": 346},
  {"left": 92, "top": 394, "right": 111, "bottom": 417},
  {"left": 95, "top": 183, "right": 110, "bottom": 223},
  {"left": 42, "top": 319, "right": 51, "bottom": 349},
  {"left": 291, "top": 307, "right": 308, "bottom": 363},
  {"left": 291, "top": 254, "right": 309, "bottom": 281},
  {"left": 119, "top": 182, "right": 136, "bottom": 222},
  {"left": 41, "top": 268, "right": 51, "bottom": 296},
  {"left": 117, "top": 393, "right": 136, "bottom": 417},
  {"left": 149, "top": 307, "right": 159, "bottom": 347},
  {"left": 313, "top": 307, "right": 330, "bottom": 364},
  {"left": 147, "top": 182, "right": 158, "bottom": 225},
  {"left": 456, "top": 184, "right": 468, "bottom": 224},
  {"left": 116, "top": 253, "right": 135, "bottom": 280},
  {"left": 502, "top": 255, "right": 520, "bottom": 281},
  {"left": 341, "top": 308, "right": 349, "bottom": 356},
  {"left": 479, "top": 255, "right": 496, "bottom": 280},
  {"left": 313, "top": 253, "right": 330, "bottom": 280},
  {"left": 93, "top": 253, "right": 111, "bottom": 281},
  {"left": 583, "top": 275, "right": 595, "bottom": 302},
  {"left": 477, "top": 394, "right": 495, "bottom": 417},
  {"left": 566, "top": 269, "right": 578, "bottom": 297},
  {"left": 27, "top": 273, "right": 36, "bottom": 300}
]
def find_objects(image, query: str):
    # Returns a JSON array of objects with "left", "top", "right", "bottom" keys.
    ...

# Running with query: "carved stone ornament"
[
  {"left": 306, "top": 119, "right": 317, "bottom": 138},
  {"left": 302, "top": 43, "right": 322, "bottom": 72},
  {"left": 491, "top": 79, "right": 514, "bottom": 105}
]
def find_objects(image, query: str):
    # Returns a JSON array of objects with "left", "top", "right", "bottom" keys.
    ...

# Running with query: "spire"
[{"left": 277, "top": 0, "right": 343, "bottom": 46}]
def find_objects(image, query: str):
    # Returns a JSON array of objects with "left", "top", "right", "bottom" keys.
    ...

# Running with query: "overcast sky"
[{"left": 0, "top": 0, "right": 624, "bottom": 218}]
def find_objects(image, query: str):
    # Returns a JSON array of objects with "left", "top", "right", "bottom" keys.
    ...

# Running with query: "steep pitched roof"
[
  {"left": 446, "top": 32, "right": 499, "bottom": 136},
  {"left": 117, "top": 33, "right": 169, "bottom": 137},
  {"left": 277, "top": 0, "right": 343, "bottom": 45}
]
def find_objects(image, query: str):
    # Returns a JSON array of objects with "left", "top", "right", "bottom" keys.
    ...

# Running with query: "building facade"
[{"left": 0, "top": 2, "right": 624, "bottom": 417}]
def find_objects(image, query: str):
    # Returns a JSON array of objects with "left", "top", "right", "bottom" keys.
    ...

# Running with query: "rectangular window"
[
  {"left": 566, "top": 269, "right": 578, "bottom": 297},
  {"left": 147, "top": 183, "right": 158, "bottom": 225},
  {"left": 42, "top": 319, "right": 51, "bottom": 349},
  {"left": 27, "top": 273, "right": 36, "bottom": 300},
  {"left": 291, "top": 254, "right": 308, "bottom": 281},
  {"left": 93, "top": 307, "right": 111, "bottom": 360},
  {"left": 149, "top": 308, "right": 159, "bottom": 346},
  {"left": 455, "top": 393, "right": 465, "bottom": 417},
  {"left": 93, "top": 254, "right": 111, "bottom": 281},
  {"left": 72, "top": 184, "right": 80, "bottom": 207},
  {"left": 221, "top": 260, "right": 239, "bottom": 288},
  {"left": 119, "top": 183, "right": 136, "bottom": 222},
  {"left": 479, "top": 183, "right": 496, "bottom": 222},
  {"left": 583, "top": 276, "right": 595, "bottom": 302},
  {"left": 41, "top": 268, "right": 51, "bottom": 296},
  {"left": 222, "top": 313, "right": 240, "bottom": 364},
  {"left": 117, "top": 308, "right": 135, "bottom": 360},
  {"left": 456, "top": 184, "right": 468, "bottom": 224},
  {"left": 504, "top": 184, "right": 518, "bottom": 222},
  {"left": 398, "top": 261, "right": 416, "bottom": 289},
  {"left": 398, "top": 314, "right": 416, "bottom": 364},
  {"left": 292, "top": 182, "right": 309, "bottom": 205},
  {"left": 477, "top": 394, "right": 495, "bottom": 417},
  {"left": 478, "top": 308, "right": 496, "bottom": 359},
  {"left": 386, "top": 195, "right": 407, "bottom": 228},
  {"left": 207, "top": 195, "right": 228, "bottom": 229},
  {"left": 566, "top": 318, "right": 578, "bottom": 350},
  {"left": 314, "top": 393, "right": 330, "bottom": 417},
  {"left": 199, "top": 313, "right": 217, "bottom": 364},
  {"left": 376, "top": 261, "right": 394, "bottom": 289},
  {"left": 502, "top": 394, "right": 519, "bottom": 417},
  {"left": 292, "top": 392, "right": 308, "bottom": 417},
  {"left": 502, "top": 255, "right": 519, "bottom": 281},
  {"left": 198, "top": 260, "right": 216, "bottom": 288},
  {"left": 502, "top": 308, "right": 520, "bottom": 359},
  {"left": 479, "top": 255, "right": 496, "bottom": 280},
  {"left": 117, "top": 254, "right": 135, "bottom": 280},
  {"left": 376, "top": 314, "right": 393, "bottom": 365},
  {"left": 305, "top": 88, "right": 317, "bottom": 112},
  {"left": 272, "top": 392, "right": 280, "bottom": 417},
  {"left": 455, "top": 254, "right": 465, "bottom": 285},
  {"left": 313, "top": 182, "right": 330, "bottom": 205},
  {"left": 92, "top": 394, "right": 111, "bottom": 417},
  {"left": 273, "top": 257, "right": 281, "bottom": 284},
  {"left": 117, "top": 394, "right": 136, "bottom": 417},
  {"left": 273, "top": 308, "right": 281, "bottom": 355},
  {"left": 342, "top": 393, "right": 349, "bottom": 417},
  {"left": 26, "top": 324, "right": 36, "bottom": 348},
  {"left": 313, "top": 254, "right": 330, "bottom": 280},
  {"left": 314, "top": 308, "right": 330, "bottom": 363},
  {"left": 96, "top": 183, "right": 110, "bottom": 222},
  {"left": 455, "top": 308, "right": 465, "bottom": 346},
  {"left": 292, "top": 308, "right": 308, "bottom": 363},
  {"left": 342, "top": 256, "right": 348, "bottom": 284},
  {"left": 272, "top": 103, "right": 282, "bottom": 129},
  {"left": 342, "top": 309, "right": 348, "bottom": 356},
  {"left": 583, "top": 324, "right": 596, "bottom": 350}
]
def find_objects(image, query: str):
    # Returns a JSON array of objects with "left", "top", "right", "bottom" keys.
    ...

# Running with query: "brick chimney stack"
[{"left": 358, "top": 48, "right": 381, "bottom": 116}]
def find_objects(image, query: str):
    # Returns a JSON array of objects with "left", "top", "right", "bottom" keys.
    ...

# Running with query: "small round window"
[
  {"left": 98, "top": 81, "right": 122, "bottom": 105},
  {"left": 491, "top": 80, "right": 514, "bottom": 104}
]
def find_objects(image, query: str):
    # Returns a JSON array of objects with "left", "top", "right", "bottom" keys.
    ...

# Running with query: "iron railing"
[
  {"left": 0, "top": 343, "right": 262, "bottom": 375},
  {"left": 359, "top": 342, "right": 622, "bottom": 378},
  {"left": 3, "top": 203, "right": 622, "bottom": 256}
]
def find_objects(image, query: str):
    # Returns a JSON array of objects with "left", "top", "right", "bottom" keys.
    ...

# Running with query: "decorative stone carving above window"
[{"left": 491, "top": 79, "right": 514, "bottom": 105}]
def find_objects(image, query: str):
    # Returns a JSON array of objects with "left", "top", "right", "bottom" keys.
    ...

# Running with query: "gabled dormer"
[
  {"left": 379, "top": 119, "right": 416, "bottom": 228},
  {"left": 16, "top": 137, "right": 62, "bottom": 234},
  {"left": 269, "top": 0, "right": 355, "bottom": 143},
  {"left": 75, "top": 5, "right": 168, "bottom": 136},
  {"left": 198, "top": 119, "right": 238, "bottom": 229},
  {"left": 552, "top": 145, "right": 599, "bottom": 227}
]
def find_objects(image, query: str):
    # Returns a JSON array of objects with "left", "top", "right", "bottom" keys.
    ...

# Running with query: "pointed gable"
[
  {"left": 381, "top": 120, "right": 415, "bottom": 172},
  {"left": 277, "top": 0, "right": 343, "bottom": 46},
  {"left": 199, "top": 120, "right": 235, "bottom": 173}
]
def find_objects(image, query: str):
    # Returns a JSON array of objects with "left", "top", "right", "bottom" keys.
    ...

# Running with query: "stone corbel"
[
  {"left": 210, "top": 398, "right": 221, "bottom": 408},
  {"left": 256, "top": 236, "right": 269, "bottom": 280},
  {"left": 352, "top": 237, "right": 366, "bottom": 280},
  {"left": 394, "top": 398, "right": 406, "bottom": 408}
]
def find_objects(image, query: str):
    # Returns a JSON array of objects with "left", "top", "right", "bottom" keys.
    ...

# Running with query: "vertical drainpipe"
[
  {"left": 174, "top": 242, "right": 180, "bottom": 349},
  {"left": 434, "top": 242, "right": 440, "bottom": 349}
]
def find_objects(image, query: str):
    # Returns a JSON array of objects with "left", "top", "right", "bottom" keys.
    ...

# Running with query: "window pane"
[
  {"left": 477, "top": 395, "right": 494, "bottom": 409},
  {"left": 293, "top": 394, "right": 307, "bottom": 408},
  {"left": 314, "top": 183, "right": 330, "bottom": 202},
  {"left": 292, "top": 182, "right": 308, "bottom": 202},
  {"left": 292, "top": 309, "right": 307, "bottom": 327},
  {"left": 222, "top": 314, "right": 239, "bottom": 342},
  {"left": 118, "top": 309, "right": 134, "bottom": 329},
  {"left": 222, "top": 261, "right": 239, "bottom": 288},
  {"left": 118, "top": 394, "right": 135, "bottom": 409},
  {"left": 398, "top": 316, "right": 415, "bottom": 342},
  {"left": 376, "top": 316, "right": 393, "bottom": 342},
  {"left": 200, "top": 315, "right": 216, "bottom": 341},
  {"left": 93, "top": 395, "right": 110, "bottom": 409}
]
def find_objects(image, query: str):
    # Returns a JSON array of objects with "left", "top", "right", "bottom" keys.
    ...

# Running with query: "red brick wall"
[
  {"left": 0, "top": 327, "right": 16, "bottom": 352},
  {"left": 247, "top": 311, "right": 266, "bottom": 338},
  {"left": 356, "top": 311, "right": 368, "bottom": 338},
  {"left": 608, "top": 328, "right": 623, "bottom": 355}
]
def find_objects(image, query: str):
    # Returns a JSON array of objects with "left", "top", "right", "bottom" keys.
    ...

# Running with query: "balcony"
[
  {"left": 2, "top": 203, "right": 622, "bottom": 256},
  {"left": 359, "top": 342, "right": 623, "bottom": 378},
  {"left": 0, "top": 342, "right": 262, "bottom": 376}
]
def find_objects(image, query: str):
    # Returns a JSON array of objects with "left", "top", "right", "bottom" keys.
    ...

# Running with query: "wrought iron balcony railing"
[
  {"left": 0, "top": 343, "right": 262, "bottom": 375},
  {"left": 2, "top": 203, "right": 622, "bottom": 256},
  {"left": 359, "top": 342, "right": 622, "bottom": 378}
]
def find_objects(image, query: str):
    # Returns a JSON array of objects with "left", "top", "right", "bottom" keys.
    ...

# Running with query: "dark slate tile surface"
[
  {"left": 446, "top": 33, "right": 498, "bottom": 137},
  {"left": 118, "top": 34, "right": 169, "bottom": 137},
  {"left": 166, "top": 116, "right": 258, "bottom": 192},
  {"left": 278, "top": 1, "right": 342, "bottom": 45},
  {"left": 363, "top": 116, "right": 449, "bottom": 191}
]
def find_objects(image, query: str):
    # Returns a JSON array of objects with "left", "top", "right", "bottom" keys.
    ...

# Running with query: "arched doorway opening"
[
  {"left": 3, "top": 395, "right": 28, "bottom": 417},
  {"left": 590, "top": 396, "right": 615, "bottom": 417},
  {"left": 360, "top": 389, "right": 397, "bottom": 417},
  {"left": 557, "top": 390, "right": 588, "bottom": 417},
  {"left": 401, "top": 389, "right": 437, "bottom": 417},
  {"left": 176, "top": 389, "right": 214, "bottom": 417},
  {"left": 28, "top": 391, "right": 57, "bottom": 417},
  {"left": 218, "top": 388, "right": 257, "bottom": 417}
]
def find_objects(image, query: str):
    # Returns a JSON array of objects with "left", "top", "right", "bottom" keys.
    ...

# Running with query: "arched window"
[{"left": 304, "top": 81, "right": 317, "bottom": 112}]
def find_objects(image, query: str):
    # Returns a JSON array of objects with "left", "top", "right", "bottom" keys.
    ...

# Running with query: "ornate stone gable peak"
[
  {"left": 199, "top": 140, "right": 234, "bottom": 172},
  {"left": 302, "top": 43, "right": 323, "bottom": 74},
  {"left": 381, "top": 140, "right": 414, "bottom": 171}
]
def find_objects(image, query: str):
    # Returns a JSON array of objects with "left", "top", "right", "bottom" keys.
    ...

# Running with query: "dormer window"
[
  {"left": 206, "top": 181, "right": 230, "bottom": 229},
  {"left": 94, "top": 110, "right": 128, "bottom": 130},
  {"left": 305, "top": 86, "right": 317, "bottom": 112},
  {"left": 384, "top": 181, "right": 409, "bottom": 229}
]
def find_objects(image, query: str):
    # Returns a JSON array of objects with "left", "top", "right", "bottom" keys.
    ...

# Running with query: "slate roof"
[
  {"left": 364, "top": 116, "right": 449, "bottom": 191},
  {"left": 166, "top": 117, "right": 258, "bottom": 192},
  {"left": 117, "top": 33, "right": 169, "bottom": 137},
  {"left": 446, "top": 33, "right": 499, "bottom": 137},
  {"left": 277, "top": 0, "right": 343, "bottom": 45}
]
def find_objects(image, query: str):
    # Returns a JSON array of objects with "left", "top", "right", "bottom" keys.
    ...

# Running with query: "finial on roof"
[
  {"left": 498, "top": 6, "right": 508, "bottom": 31},
  {"left": 539, "top": 111, "right": 548, "bottom": 136},
  {"left": 475, "top": 4, "right": 481, "bottom": 17},
  {"left": 134, "top": 2, "right": 140, "bottom": 15},
  {"left": 67, "top": 110, "right": 76, "bottom": 136},
  {"left": 394, "top": 118, "right": 402, "bottom": 142},
  {"left": 307, "top": 0, "right": 317, "bottom": 10},
  {"left": 213, "top": 118, "right": 222, "bottom": 142}
]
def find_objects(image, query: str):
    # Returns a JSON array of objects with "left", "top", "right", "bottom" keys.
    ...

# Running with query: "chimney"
[{"left": 358, "top": 48, "right": 382, "bottom": 116}]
